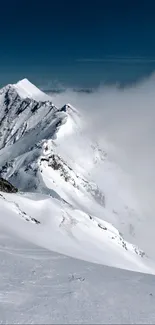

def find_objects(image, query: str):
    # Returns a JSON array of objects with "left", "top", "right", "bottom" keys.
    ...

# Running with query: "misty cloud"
[{"left": 52, "top": 73, "right": 155, "bottom": 222}]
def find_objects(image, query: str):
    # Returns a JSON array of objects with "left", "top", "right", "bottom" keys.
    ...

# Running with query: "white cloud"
[{"left": 52, "top": 72, "right": 155, "bottom": 219}]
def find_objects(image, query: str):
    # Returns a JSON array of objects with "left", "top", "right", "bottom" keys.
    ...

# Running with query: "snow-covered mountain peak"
[
  {"left": 1, "top": 78, "right": 155, "bottom": 277},
  {"left": 1, "top": 74, "right": 155, "bottom": 322},
  {"left": 13, "top": 78, "right": 52, "bottom": 101}
]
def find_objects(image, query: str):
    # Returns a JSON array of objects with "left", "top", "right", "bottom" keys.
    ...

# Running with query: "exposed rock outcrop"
[{"left": 0, "top": 178, "right": 18, "bottom": 193}]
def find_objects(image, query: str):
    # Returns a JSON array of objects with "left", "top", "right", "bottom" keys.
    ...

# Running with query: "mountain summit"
[{"left": 13, "top": 78, "right": 52, "bottom": 101}]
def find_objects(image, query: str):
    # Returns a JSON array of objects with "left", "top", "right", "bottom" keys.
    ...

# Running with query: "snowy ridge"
[
  {"left": 40, "top": 145, "right": 105, "bottom": 207},
  {"left": 0, "top": 78, "right": 155, "bottom": 277}
]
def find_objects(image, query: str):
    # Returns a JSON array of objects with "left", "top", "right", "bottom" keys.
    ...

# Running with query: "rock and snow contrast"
[{"left": 0, "top": 78, "right": 155, "bottom": 324}]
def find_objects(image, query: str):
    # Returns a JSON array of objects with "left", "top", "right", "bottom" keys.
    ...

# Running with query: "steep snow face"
[
  {"left": 0, "top": 83, "right": 66, "bottom": 152},
  {"left": 0, "top": 78, "right": 154, "bottom": 274},
  {"left": 39, "top": 145, "right": 105, "bottom": 207}
]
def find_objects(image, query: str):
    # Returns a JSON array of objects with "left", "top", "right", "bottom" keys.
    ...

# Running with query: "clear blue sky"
[{"left": 1, "top": 0, "right": 155, "bottom": 87}]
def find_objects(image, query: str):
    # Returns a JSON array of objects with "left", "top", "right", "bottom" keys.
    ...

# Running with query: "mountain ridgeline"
[{"left": 0, "top": 79, "right": 105, "bottom": 204}]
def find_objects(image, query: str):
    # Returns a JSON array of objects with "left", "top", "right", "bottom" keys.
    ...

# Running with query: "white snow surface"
[
  {"left": 13, "top": 78, "right": 52, "bottom": 101},
  {"left": 1, "top": 230, "right": 155, "bottom": 324},
  {"left": 0, "top": 192, "right": 154, "bottom": 274},
  {"left": 0, "top": 79, "right": 155, "bottom": 323}
]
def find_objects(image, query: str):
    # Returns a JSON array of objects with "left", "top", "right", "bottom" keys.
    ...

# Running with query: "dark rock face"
[{"left": 0, "top": 178, "right": 18, "bottom": 193}]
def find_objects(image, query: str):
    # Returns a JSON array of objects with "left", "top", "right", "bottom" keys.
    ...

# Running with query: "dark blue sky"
[{"left": 1, "top": 0, "right": 155, "bottom": 87}]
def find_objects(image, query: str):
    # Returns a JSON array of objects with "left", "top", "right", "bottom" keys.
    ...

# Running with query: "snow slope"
[
  {"left": 1, "top": 78, "right": 155, "bottom": 322},
  {"left": 0, "top": 191, "right": 153, "bottom": 274},
  {"left": 1, "top": 230, "right": 155, "bottom": 324}
]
